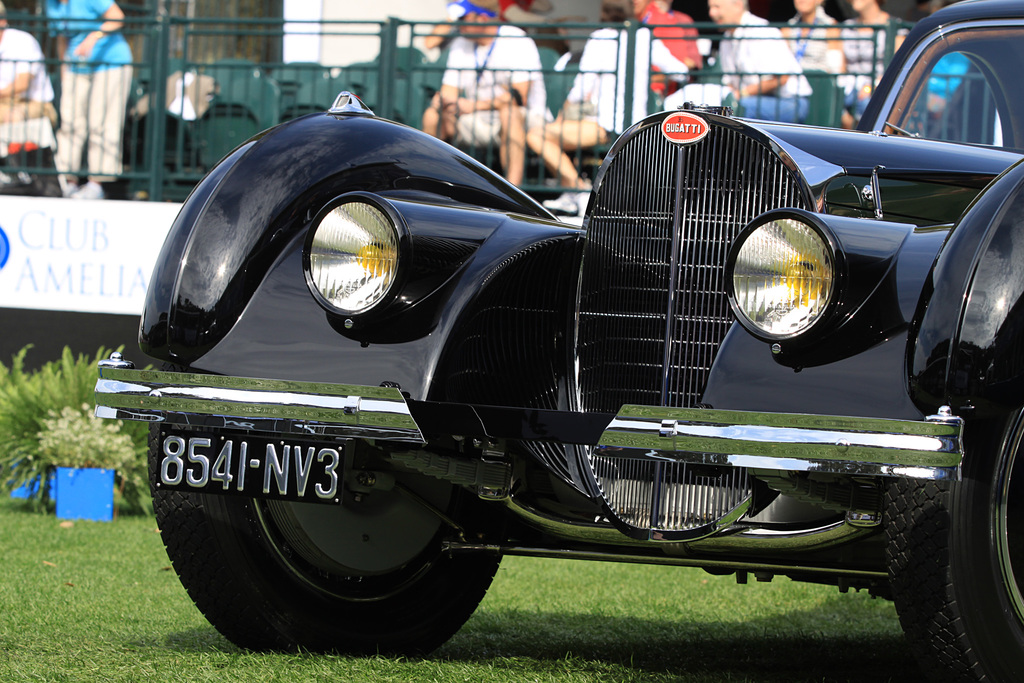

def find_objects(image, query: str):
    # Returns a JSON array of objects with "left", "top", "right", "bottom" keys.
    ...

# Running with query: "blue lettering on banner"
[
  {"left": 14, "top": 259, "right": 148, "bottom": 298},
  {"left": 18, "top": 211, "right": 109, "bottom": 252},
  {"left": 0, "top": 225, "right": 9, "bottom": 269}
]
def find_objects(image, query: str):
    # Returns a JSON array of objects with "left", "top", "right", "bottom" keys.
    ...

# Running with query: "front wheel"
[
  {"left": 886, "top": 412, "right": 1024, "bottom": 681},
  {"left": 150, "top": 427, "right": 500, "bottom": 654}
]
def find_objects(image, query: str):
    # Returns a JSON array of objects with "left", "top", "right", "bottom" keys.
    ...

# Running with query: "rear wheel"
[
  {"left": 886, "top": 412, "right": 1024, "bottom": 681},
  {"left": 150, "top": 427, "right": 500, "bottom": 654}
]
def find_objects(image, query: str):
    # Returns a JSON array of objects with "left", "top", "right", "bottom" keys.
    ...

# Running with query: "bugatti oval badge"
[{"left": 662, "top": 112, "right": 710, "bottom": 144}]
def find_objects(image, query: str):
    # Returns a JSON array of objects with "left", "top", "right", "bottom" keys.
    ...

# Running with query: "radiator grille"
[
  {"left": 592, "top": 458, "right": 750, "bottom": 535},
  {"left": 577, "top": 118, "right": 812, "bottom": 412},
  {"left": 577, "top": 114, "right": 811, "bottom": 540}
]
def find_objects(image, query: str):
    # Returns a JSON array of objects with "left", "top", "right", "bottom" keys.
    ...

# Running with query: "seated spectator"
[
  {"left": 839, "top": 0, "right": 907, "bottom": 128},
  {"left": 784, "top": 0, "right": 842, "bottom": 74},
  {"left": 421, "top": 0, "right": 548, "bottom": 186},
  {"left": 708, "top": 0, "right": 812, "bottom": 123},
  {"left": 634, "top": 0, "right": 702, "bottom": 70},
  {"left": 534, "top": 0, "right": 688, "bottom": 216},
  {"left": 926, "top": 50, "right": 970, "bottom": 113},
  {"left": 423, "top": 2, "right": 556, "bottom": 54},
  {"left": 634, "top": 0, "right": 701, "bottom": 99},
  {"left": 0, "top": 3, "right": 56, "bottom": 127},
  {"left": 922, "top": 50, "right": 972, "bottom": 140}
]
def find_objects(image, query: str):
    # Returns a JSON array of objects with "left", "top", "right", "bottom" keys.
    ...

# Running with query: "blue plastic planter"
[
  {"left": 10, "top": 472, "right": 55, "bottom": 499},
  {"left": 55, "top": 467, "right": 114, "bottom": 521}
]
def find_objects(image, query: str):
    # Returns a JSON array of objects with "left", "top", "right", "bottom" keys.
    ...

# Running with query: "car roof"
[{"left": 919, "top": 0, "right": 1024, "bottom": 27}]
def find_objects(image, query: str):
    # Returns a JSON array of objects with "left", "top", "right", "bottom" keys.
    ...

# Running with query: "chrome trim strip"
[
  {"left": 597, "top": 405, "right": 962, "bottom": 481},
  {"left": 94, "top": 364, "right": 424, "bottom": 443}
]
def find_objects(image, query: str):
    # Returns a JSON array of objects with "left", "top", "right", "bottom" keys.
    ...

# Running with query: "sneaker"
[
  {"left": 543, "top": 191, "right": 588, "bottom": 216},
  {"left": 62, "top": 181, "right": 78, "bottom": 198},
  {"left": 70, "top": 181, "right": 104, "bottom": 200}
]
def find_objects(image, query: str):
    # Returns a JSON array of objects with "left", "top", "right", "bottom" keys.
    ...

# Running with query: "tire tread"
[{"left": 884, "top": 479, "right": 982, "bottom": 682}]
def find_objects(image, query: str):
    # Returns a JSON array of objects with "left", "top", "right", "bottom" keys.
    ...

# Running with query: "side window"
[
  {"left": 902, "top": 51, "right": 1000, "bottom": 145},
  {"left": 878, "top": 24, "right": 1024, "bottom": 150}
]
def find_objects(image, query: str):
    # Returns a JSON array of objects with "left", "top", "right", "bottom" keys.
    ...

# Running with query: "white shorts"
[{"left": 455, "top": 109, "right": 547, "bottom": 147}]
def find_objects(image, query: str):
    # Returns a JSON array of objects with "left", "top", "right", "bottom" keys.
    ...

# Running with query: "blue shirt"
[
  {"left": 927, "top": 52, "right": 971, "bottom": 100},
  {"left": 47, "top": 0, "right": 132, "bottom": 74}
]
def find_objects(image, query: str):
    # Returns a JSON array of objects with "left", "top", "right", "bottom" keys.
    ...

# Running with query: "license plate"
[{"left": 157, "top": 430, "right": 345, "bottom": 504}]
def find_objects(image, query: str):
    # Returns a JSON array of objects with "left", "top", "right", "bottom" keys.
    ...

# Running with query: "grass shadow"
[
  {"left": 435, "top": 595, "right": 927, "bottom": 682},
  {"left": 162, "top": 627, "right": 240, "bottom": 653},
  {"left": 135, "top": 568, "right": 926, "bottom": 681}
]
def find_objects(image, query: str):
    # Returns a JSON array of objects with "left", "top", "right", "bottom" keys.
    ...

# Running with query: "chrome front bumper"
[
  {"left": 94, "top": 354, "right": 962, "bottom": 480},
  {"left": 597, "top": 405, "right": 963, "bottom": 481},
  {"left": 93, "top": 354, "right": 424, "bottom": 443}
]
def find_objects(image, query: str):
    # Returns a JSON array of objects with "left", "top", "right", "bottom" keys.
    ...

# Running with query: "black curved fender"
[
  {"left": 184, "top": 207, "right": 581, "bottom": 404},
  {"left": 140, "top": 113, "right": 554, "bottom": 364},
  {"left": 139, "top": 113, "right": 585, "bottom": 403},
  {"left": 911, "top": 158, "right": 1024, "bottom": 419}
]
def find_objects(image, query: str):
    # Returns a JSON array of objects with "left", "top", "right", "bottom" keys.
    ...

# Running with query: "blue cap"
[{"left": 447, "top": 0, "right": 498, "bottom": 20}]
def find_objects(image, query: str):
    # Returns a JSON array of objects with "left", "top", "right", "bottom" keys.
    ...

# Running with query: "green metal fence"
[{"left": 0, "top": 13, "right": 909, "bottom": 202}]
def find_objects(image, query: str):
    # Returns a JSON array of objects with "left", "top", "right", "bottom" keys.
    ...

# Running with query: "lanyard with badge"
[
  {"left": 792, "top": 16, "right": 817, "bottom": 64},
  {"left": 475, "top": 37, "right": 496, "bottom": 85}
]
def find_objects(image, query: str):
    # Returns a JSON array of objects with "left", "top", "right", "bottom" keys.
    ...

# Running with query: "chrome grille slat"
[{"left": 578, "top": 115, "right": 811, "bottom": 540}]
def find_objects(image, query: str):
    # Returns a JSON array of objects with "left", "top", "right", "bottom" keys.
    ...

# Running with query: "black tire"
[
  {"left": 149, "top": 426, "right": 500, "bottom": 654},
  {"left": 885, "top": 413, "right": 1024, "bottom": 681}
]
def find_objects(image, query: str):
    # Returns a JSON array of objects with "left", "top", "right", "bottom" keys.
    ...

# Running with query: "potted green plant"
[
  {"left": 0, "top": 346, "right": 149, "bottom": 518},
  {"left": 38, "top": 404, "right": 146, "bottom": 520}
]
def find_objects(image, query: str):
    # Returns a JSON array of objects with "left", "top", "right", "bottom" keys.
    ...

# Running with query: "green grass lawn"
[{"left": 0, "top": 497, "right": 926, "bottom": 682}]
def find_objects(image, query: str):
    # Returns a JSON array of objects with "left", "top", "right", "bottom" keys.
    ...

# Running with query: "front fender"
[
  {"left": 141, "top": 113, "right": 553, "bottom": 364},
  {"left": 910, "top": 158, "right": 1024, "bottom": 418}
]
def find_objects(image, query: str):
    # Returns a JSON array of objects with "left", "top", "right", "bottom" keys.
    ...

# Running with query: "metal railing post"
[
  {"left": 377, "top": 17, "right": 398, "bottom": 120},
  {"left": 623, "top": 19, "right": 637, "bottom": 130},
  {"left": 146, "top": 13, "right": 171, "bottom": 201},
  {"left": 883, "top": 18, "right": 901, "bottom": 66}
]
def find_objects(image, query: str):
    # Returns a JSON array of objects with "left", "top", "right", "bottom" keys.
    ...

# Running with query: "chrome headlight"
[
  {"left": 728, "top": 212, "right": 835, "bottom": 339},
  {"left": 305, "top": 193, "right": 403, "bottom": 315}
]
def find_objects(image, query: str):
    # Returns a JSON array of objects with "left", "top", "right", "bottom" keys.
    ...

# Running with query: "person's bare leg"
[
  {"left": 422, "top": 94, "right": 442, "bottom": 137},
  {"left": 498, "top": 102, "right": 527, "bottom": 185},
  {"left": 423, "top": 93, "right": 459, "bottom": 141},
  {"left": 527, "top": 119, "right": 607, "bottom": 188}
]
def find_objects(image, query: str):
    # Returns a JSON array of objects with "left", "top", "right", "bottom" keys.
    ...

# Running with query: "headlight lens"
[
  {"left": 731, "top": 217, "right": 833, "bottom": 338},
  {"left": 307, "top": 199, "right": 399, "bottom": 314}
]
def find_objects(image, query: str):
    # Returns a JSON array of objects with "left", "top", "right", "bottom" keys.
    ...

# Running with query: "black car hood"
[{"left": 759, "top": 122, "right": 1022, "bottom": 184}]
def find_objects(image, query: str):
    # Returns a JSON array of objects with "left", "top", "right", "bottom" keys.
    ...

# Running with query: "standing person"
[
  {"left": 708, "top": 0, "right": 811, "bottom": 123},
  {"left": 839, "top": 0, "right": 907, "bottom": 128},
  {"left": 47, "top": 0, "right": 133, "bottom": 200},
  {"left": 783, "top": 0, "right": 843, "bottom": 74},
  {"left": 0, "top": 2, "right": 56, "bottom": 127},
  {"left": 421, "top": 0, "right": 547, "bottom": 187},
  {"left": 535, "top": 0, "right": 688, "bottom": 216}
]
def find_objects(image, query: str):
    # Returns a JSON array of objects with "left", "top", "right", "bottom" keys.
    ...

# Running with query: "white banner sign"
[{"left": 0, "top": 196, "right": 180, "bottom": 316}]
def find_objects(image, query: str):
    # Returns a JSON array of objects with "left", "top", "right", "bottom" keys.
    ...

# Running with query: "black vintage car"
[{"left": 95, "top": 1, "right": 1023, "bottom": 680}]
